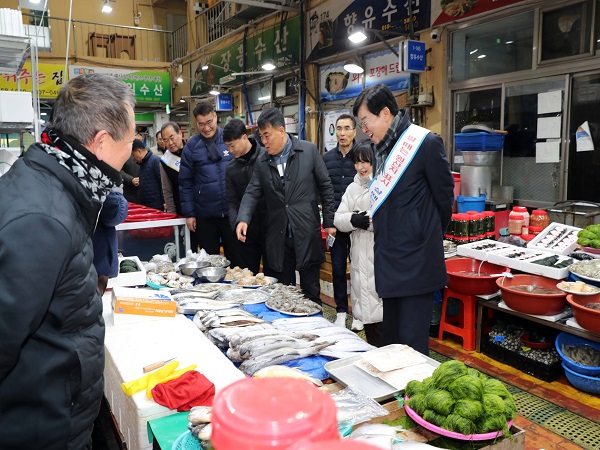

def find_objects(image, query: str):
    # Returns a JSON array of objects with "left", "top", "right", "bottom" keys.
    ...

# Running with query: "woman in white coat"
[{"left": 334, "top": 140, "right": 383, "bottom": 346}]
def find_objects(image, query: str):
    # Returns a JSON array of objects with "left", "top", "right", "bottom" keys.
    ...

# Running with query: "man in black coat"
[
  {"left": 236, "top": 108, "right": 336, "bottom": 305},
  {"left": 224, "top": 119, "right": 269, "bottom": 274},
  {"left": 132, "top": 139, "right": 164, "bottom": 211},
  {"left": 324, "top": 113, "right": 358, "bottom": 329},
  {"left": 0, "top": 73, "right": 136, "bottom": 449}
]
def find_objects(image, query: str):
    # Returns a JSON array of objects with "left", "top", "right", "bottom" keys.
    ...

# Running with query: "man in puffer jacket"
[
  {"left": 0, "top": 73, "right": 136, "bottom": 449},
  {"left": 179, "top": 101, "right": 237, "bottom": 264}
]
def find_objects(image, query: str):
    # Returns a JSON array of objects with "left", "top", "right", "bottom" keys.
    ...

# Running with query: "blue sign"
[
  {"left": 216, "top": 93, "right": 233, "bottom": 111},
  {"left": 402, "top": 40, "right": 426, "bottom": 73}
]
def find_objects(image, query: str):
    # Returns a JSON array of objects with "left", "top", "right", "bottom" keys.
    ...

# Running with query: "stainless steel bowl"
[
  {"left": 178, "top": 261, "right": 211, "bottom": 276},
  {"left": 196, "top": 266, "right": 227, "bottom": 283}
]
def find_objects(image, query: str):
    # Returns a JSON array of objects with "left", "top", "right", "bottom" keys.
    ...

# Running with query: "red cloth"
[{"left": 151, "top": 370, "right": 215, "bottom": 412}]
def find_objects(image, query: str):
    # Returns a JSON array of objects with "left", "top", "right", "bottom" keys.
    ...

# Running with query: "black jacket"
[
  {"left": 237, "top": 135, "right": 335, "bottom": 271},
  {"left": 225, "top": 138, "right": 264, "bottom": 242},
  {"left": 120, "top": 154, "right": 139, "bottom": 203},
  {"left": 323, "top": 143, "right": 357, "bottom": 209},
  {"left": 372, "top": 111, "right": 454, "bottom": 298},
  {"left": 138, "top": 150, "right": 164, "bottom": 210},
  {"left": 0, "top": 145, "right": 105, "bottom": 449}
]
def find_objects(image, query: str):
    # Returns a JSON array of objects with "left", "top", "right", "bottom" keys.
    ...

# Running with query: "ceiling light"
[
  {"left": 477, "top": 54, "right": 486, "bottom": 59},
  {"left": 505, "top": 40, "right": 514, "bottom": 44},
  {"left": 202, "top": 64, "right": 209, "bottom": 70},
  {"left": 469, "top": 49, "right": 478, "bottom": 55},
  {"left": 343, "top": 56, "right": 364, "bottom": 74},
  {"left": 209, "top": 86, "right": 220, "bottom": 95},
  {"left": 180, "top": 98, "right": 186, "bottom": 103},
  {"left": 348, "top": 27, "right": 368, "bottom": 44},
  {"left": 101, "top": 0, "right": 112, "bottom": 13},
  {"left": 30, "top": 0, "right": 41, "bottom": 3},
  {"left": 258, "top": 95, "right": 271, "bottom": 101},
  {"left": 261, "top": 60, "right": 276, "bottom": 71},
  {"left": 176, "top": 75, "right": 184, "bottom": 83}
]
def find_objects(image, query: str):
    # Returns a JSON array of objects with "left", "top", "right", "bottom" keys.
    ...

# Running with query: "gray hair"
[{"left": 50, "top": 73, "right": 136, "bottom": 145}]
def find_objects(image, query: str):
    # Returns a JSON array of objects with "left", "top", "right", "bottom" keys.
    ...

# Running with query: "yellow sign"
[{"left": 0, "top": 63, "right": 66, "bottom": 98}]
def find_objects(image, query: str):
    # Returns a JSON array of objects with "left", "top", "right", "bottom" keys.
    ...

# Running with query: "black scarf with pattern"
[
  {"left": 39, "top": 128, "right": 121, "bottom": 203},
  {"left": 374, "top": 112, "right": 404, "bottom": 176}
]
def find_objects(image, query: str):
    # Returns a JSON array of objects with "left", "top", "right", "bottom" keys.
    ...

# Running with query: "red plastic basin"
[
  {"left": 446, "top": 257, "right": 507, "bottom": 295},
  {"left": 496, "top": 274, "right": 567, "bottom": 316},
  {"left": 566, "top": 294, "right": 600, "bottom": 334}
]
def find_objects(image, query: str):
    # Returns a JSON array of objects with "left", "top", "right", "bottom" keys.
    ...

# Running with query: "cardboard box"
[
  {"left": 111, "top": 287, "right": 176, "bottom": 319},
  {"left": 107, "top": 256, "right": 146, "bottom": 289}
]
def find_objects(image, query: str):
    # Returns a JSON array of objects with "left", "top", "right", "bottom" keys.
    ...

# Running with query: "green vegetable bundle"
[
  {"left": 119, "top": 259, "right": 140, "bottom": 273},
  {"left": 406, "top": 360, "right": 516, "bottom": 436},
  {"left": 578, "top": 225, "right": 600, "bottom": 248}
]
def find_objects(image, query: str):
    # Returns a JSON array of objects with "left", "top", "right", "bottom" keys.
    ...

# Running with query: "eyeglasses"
[
  {"left": 197, "top": 117, "right": 215, "bottom": 129},
  {"left": 336, "top": 126, "right": 355, "bottom": 132},
  {"left": 357, "top": 116, "right": 374, "bottom": 130}
]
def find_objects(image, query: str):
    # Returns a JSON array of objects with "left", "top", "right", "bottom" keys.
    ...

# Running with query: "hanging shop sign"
[
  {"left": 0, "top": 62, "right": 65, "bottom": 98},
  {"left": 432, "top": 0, "right": 525, "bottom": 27},
  {"left": 307, "top": 0, "right": 430, "bottom": 61},
  {"left": 319, "top": 62, "right": 363, "bottom": 102},
  {"left": 192, "top": 15, "right": 301, "bottom": 96},
  {"left": 70, "top": 65, "right": 171, "bottom": 104},
  {"left": 324, "top": 110, "right": 350, "bottom": 151},
  {"left": 401, "top": 40, "right": 426, "bottom": 73},
  {"left": 365, "top": 49, "right": 410, "bottom": 92},
  {"left": 216, "top": 93, "right": 233, "bottom": 112}
]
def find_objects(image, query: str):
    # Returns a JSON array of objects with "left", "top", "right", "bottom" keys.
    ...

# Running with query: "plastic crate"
[
  {"left": 480, "top": 338, "right": 563, "bottom": 382},
  {"left": 454, "top": 132, "right": 505, "bottom": 151}
]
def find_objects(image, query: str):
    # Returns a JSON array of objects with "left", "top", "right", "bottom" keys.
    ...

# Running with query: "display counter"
[
  {"left": 101, "top": 292, "right": 245, "bottom": 450},
  {"left": 476, "top": 294, "right": 600, "bottom": 352}
]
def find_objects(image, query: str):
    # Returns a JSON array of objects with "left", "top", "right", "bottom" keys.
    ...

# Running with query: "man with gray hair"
[
  {"left": 236, "top": 107, "right": 336, "bottom": 305},
  {"left": 0, "top": 73, "right": 136, "bottom": 449}
]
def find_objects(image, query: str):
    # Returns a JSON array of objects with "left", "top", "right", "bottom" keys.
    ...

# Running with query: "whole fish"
[
  {"left": 239, "top": 343, "right": 332, "bottom": 375},
  {"left": 320, "top": 338, "right": 375, "bottom": 353},
  {"left": 311, "top": 327, "right": 358, "bottom": 338},
  {"left": 239, "top": 338, "right": 333, "bottom": 360},
  {"left": 271, "top": 317, "right": 332, "bottom": 332},
  {"left": 319, "top": 348, "right": 368, "bottom": 360},
  {"left": 253, "top": 365, "right": 323, "bottom": 386},
  {"left": 180, "top": 299, "right": 238, "bottom": 310},
  {"left": 208, "top": 324, "right": 273, "bottom": 347},
  {"left": 226, "top": 347, "right": 243, "bottom": 362}
]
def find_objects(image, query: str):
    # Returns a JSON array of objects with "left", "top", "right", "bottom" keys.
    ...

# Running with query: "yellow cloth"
[{"left": 122, "top": 361, "right": 179, "bottom": 396}]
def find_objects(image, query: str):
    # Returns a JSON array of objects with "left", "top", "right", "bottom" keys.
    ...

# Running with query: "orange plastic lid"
[
  {"left": 513, "top": 206, "right": 528, "bottom": 212},
  {"left": 211, "top": 378, "right": 338, "bottom": 450},
  {"left": 532, "top": 209, "right": 548, "bottom": 216}
]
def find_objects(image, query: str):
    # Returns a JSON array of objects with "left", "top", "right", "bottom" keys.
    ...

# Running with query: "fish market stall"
[{"left": 101, "top": 291, "right": 245, "bottom": 450}]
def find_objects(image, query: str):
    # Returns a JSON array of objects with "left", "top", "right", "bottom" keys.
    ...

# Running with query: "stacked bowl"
[{"left": 555, "top": 332, "right": 600, "bottom": 395}]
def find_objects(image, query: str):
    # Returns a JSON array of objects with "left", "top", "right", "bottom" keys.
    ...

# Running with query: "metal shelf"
[{"left": 0, "top": 34, "right": 30, "bottom": 75}]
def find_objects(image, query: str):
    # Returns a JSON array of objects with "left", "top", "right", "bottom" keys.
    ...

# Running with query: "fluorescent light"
[
  {"left": 101, "top": 0, "right": 112, "bottom": 13},
  {"left": 180, "top": 98, "right": 186, "bottom": 103},
  {"left": 258, "top": 95, "right": 271, "bottom": 101},
  {"left": 348, "top": 27, "right": 368, "bottom": 44},
  {"left": 202, "top": 64, "right": 209, "bottom": 70},
  {"left": 176, "top": 76, "right": 184, "bottom": 83},
  {"left": 30, "top": 0, "right": 41, "bottom": 3},
  {"left": 505, "top": 40, "right": 514, "bottom": 44},
  {"left": 261, "top": 61, "right": 276, "bottom": 71},
  {"left": 477, "top": 54, "right": 486, "bottom": 59},
  {"left": 209, "top": 87, "right": 220, "bottom": 95},
  {"left": 40, "top": 112, "right": 47, "bottom": 116},
  {"left": 469, "top": 49, "right": 478, "bottom": 54}
]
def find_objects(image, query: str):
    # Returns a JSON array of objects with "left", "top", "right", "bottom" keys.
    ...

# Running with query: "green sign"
[
  {"left": 191, "top": 15, "right": 300, "bottom": 96},
  {"left": 70, "top": 65, "right": 171, "bottom": 104}
]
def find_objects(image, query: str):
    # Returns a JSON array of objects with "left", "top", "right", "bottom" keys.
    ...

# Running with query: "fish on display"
[
  {"left": 239, "top": 343, "right": 332, "bottom": 375},
  {"left": 252, "top": 365, "right": 323, "bottom": 386}
]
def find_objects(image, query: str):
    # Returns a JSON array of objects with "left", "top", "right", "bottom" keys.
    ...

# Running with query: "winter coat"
[
  {"left": 225, "top": 138, "right": 264, "bottom": 242},
  {"left": 237, "top": 135, "right": 335, "bottom": 272},
  {"left": 93, "top": 191, "right": 129, "bottom": 277},
  {"left": 120, "top": 154, "right": 139, "bottom": 203},
  {"left": 0, "top": 145, "right": 105, "bottom": 449},
  {"left": 323, "top": 144, "right": 357, "bottom": 209},
  {"left": 179, "top": 128, "right": 234, "bottom": 219},
  {"left": 137, "top": 150, "right": 164, "bottom": 210},
  {"left": 334, "top": 173, "right": 383, "bottom": 324},
  {"left": 372, "top": 111, "right": 454, "bottom": 298}
]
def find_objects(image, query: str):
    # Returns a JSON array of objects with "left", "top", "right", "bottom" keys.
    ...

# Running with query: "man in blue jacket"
[
  {"left": 179, "top": 101, "right": 237, "bottom": 264},
  {"left": 132, "top": 138, "right": 164, "bottom": 210}
]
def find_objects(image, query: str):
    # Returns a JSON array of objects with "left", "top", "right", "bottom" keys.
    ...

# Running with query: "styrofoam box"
[
  {"left": 519, "top": 255, "right": 574, "bottom": 280},
  {"left": 486, "top": 247, "right": 553, "bottom": 272},
  {"left": 527, "top": 222, "right": 581, "bottom": 255},
  {"left": 107, "top": 256, "right": 146, "bottom": 288},
  {"left": 456, "top": 239, "right": 515, "bottom": 260},
  {"left": 0, "top": 91, "right": 34, "bottom": 123}
]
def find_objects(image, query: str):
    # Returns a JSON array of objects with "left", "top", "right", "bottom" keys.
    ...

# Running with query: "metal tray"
[{"left": 324, "top": 353, "right": 440, "bottom": 402}]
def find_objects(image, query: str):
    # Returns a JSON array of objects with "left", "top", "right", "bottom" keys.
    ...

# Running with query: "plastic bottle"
[
  {"left": 508, "top": 213, "right": 524, "bottom": 235},
  {"left": 530, "top": 210, "right": 550, "bottom": 230},
  {"left": 512, "top": 206, "right": 529, "bottom": 227}
]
